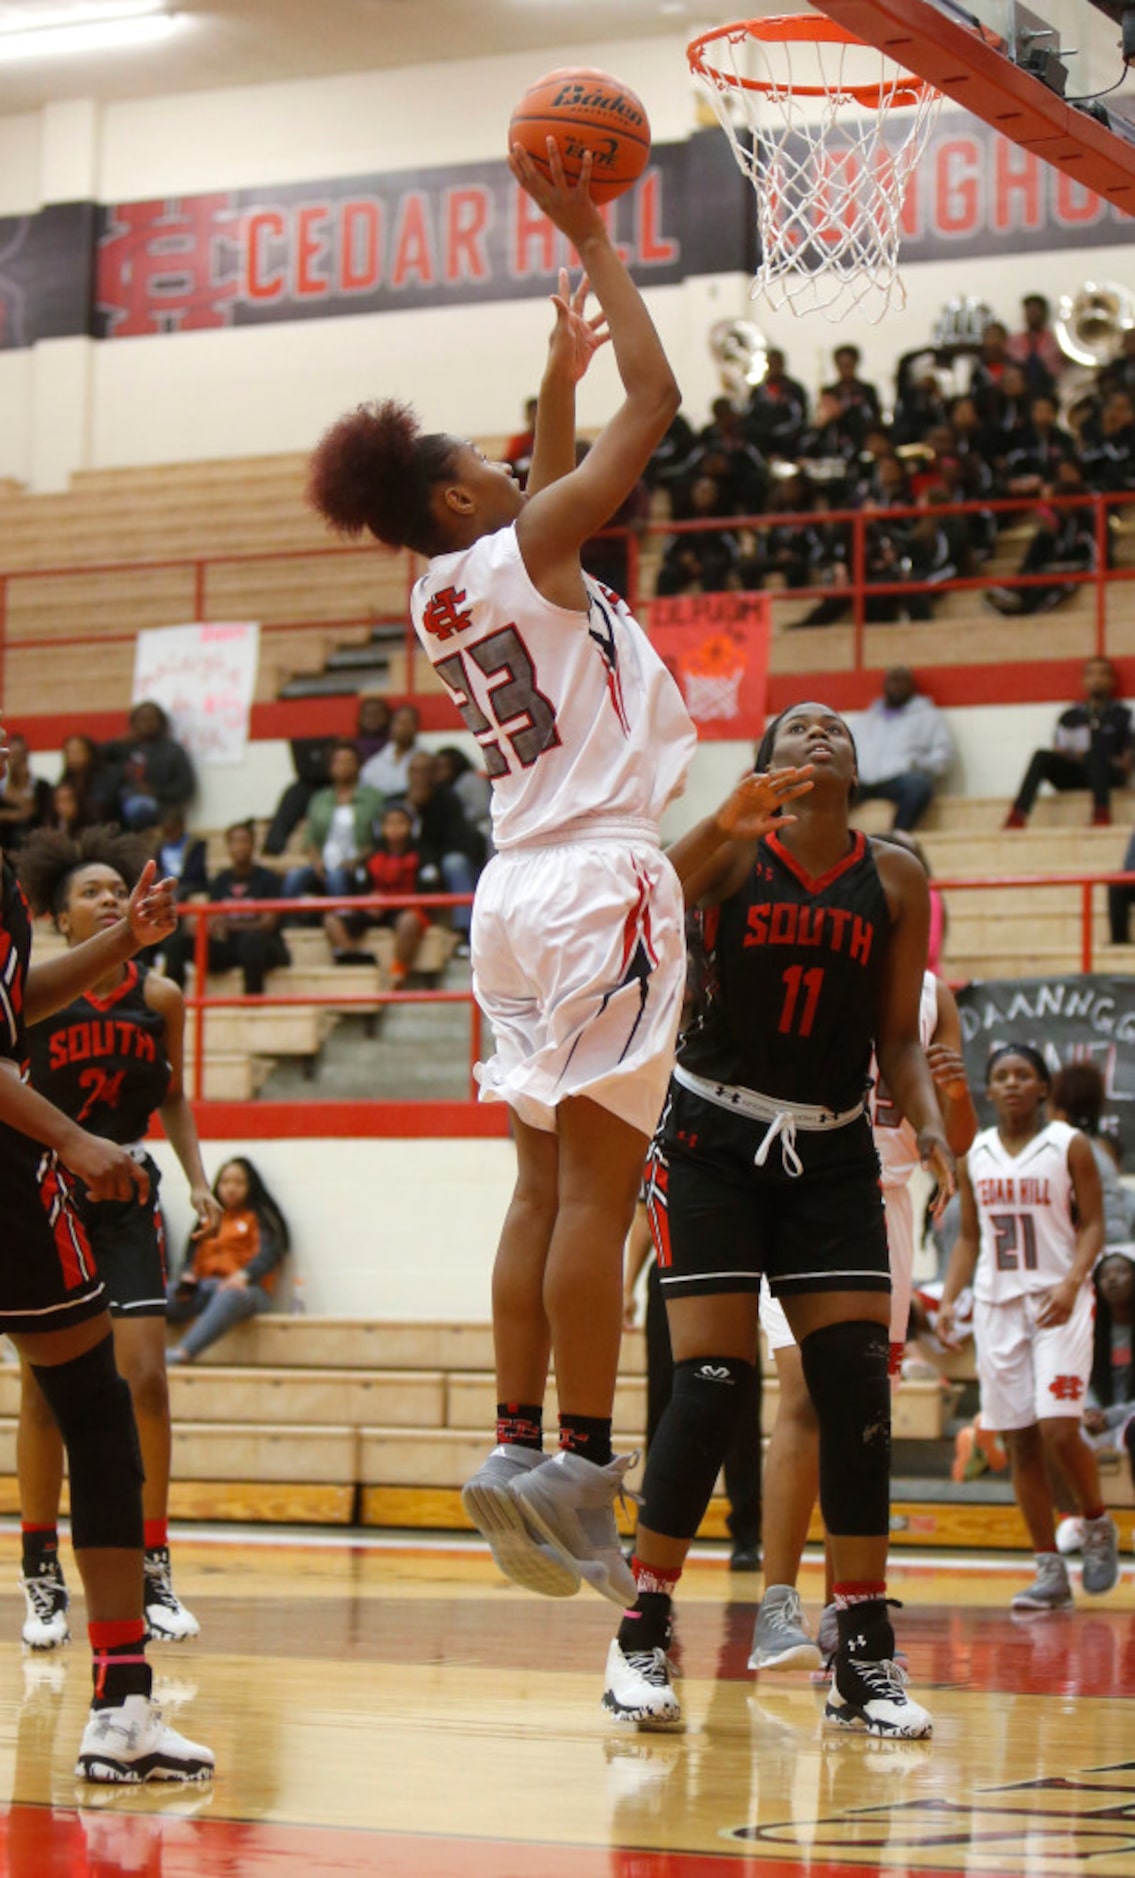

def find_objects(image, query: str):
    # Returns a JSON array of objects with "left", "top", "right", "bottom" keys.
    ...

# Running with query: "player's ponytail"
[{"left": 307, "top": 399, "right": 458, "bottom": 557}]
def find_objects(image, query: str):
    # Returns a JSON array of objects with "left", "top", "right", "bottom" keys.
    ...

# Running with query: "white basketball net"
[{"left": 689, "top": 19, "right": 942, "bottom": 323}]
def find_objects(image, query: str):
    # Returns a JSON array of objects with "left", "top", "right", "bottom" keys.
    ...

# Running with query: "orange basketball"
[{"left": 509, "top": 68, "right": 651, "bottom": 205}]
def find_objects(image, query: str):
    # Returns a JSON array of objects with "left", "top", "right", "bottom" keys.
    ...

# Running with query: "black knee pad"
[
  {"left": 640, "top": 1356, "right": 754, "bottom": 1541},
  {"left": 32, "top": 1336, "right": 144, "bottom": 1551},
  {"left": 799, "top": 1319, "right": 891, "bottom": 1538}
]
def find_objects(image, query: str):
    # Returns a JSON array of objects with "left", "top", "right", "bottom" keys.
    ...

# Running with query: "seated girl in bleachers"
[
  {"left": 167, "top": 1157, "right": 289, "bottom": 1364},
  {"left": 324, "top": 803, "right": 428, "bottom": 982}
]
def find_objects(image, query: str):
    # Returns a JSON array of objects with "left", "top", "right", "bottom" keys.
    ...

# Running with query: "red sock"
[
  {"left": 143, "top": 1518, "right": 168, "bottom": 1551},
  {"left": 832, "top": 1580, "right": 887, "bottom": 1609},
  {"left": 630, "top": 1556, "right": 683, "bottom": 1599}
]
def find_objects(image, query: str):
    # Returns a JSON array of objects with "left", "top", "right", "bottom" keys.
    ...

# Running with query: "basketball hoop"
[{"left": 687, "top": 16, "right": 941, "bottom": 323}]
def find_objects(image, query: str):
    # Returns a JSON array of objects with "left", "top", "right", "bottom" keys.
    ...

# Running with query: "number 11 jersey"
[
  {"left": 967, "top": 1120, "right": 1077, "bottom": 1304},
  {"left": 411, "top": 525, "right": 695, "bottom": 850},
  {"left": 680, "top": 828, "right": 890, "bottom": 1111}
]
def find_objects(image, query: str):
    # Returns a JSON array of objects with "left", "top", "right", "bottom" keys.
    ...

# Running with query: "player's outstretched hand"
[
  {"left": 715, "top": 766, "right": 814, "bottom": 843},
  {"left": 509, "top": 138, "right": 608, "bottom": 249},
  {"left": 66, "top": 1131, "right": 150, "bottom": 1204},
  {"left": 127, "top": 859, "right": 179, "bottom": 948},
  {"left": 547, "top": 268, "right": 610, "bottom": 384}
]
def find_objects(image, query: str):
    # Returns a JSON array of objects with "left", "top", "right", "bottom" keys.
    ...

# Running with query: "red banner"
[{"left": 650, "top": 592, "right": 771, "bottom": 741}]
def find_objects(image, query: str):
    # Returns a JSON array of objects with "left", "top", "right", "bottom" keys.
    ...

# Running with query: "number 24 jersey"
[
  {"left": 411, "top": 525, "right": 696, "bottom": 850},
  {"left": 967, "top": 1120, "right": 1078, "bottom": 1304}
]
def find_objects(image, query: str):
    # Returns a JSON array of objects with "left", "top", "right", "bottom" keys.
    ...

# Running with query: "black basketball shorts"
[
  {"left": 645, "top": 1081, "right": 890, "bottom": 1302},
  {"left": 79, "top": 1151, "right": 168, "bottom": 1318},
  {"left": 0, "top": 1137, "right": 105, "bottom": 1336}
]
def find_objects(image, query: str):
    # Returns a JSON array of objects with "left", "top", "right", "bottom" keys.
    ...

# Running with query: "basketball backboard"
[{"left": 813, "top": 0, "right": 1135, "bottom": 208}]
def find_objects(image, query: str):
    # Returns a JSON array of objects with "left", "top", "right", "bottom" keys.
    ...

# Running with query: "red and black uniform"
[
  {"left": 0, "top": 857, "right": 104, "bottom": 1333},
  {"left": 647, "top": 829, "right": 891, "bottom": 1301},
  {"left": 28, "top": 961, "right": 171, "bottom": 1317}
]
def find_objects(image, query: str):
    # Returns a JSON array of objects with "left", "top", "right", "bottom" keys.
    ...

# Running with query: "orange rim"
[{"left": 686, "top": 14, "right": 935, "bottom": 109}]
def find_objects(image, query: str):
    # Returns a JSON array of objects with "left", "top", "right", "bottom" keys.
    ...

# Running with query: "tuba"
[
  {"left": 709, "top": 318, "right": 769, "bottom": 407},
  {"left": 1054, "top": 280, "right": 1135, "bottom": 368}
]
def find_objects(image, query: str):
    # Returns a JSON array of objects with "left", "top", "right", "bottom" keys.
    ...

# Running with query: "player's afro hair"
[
  {"left": 307, "top": 398, "right": 459, "bottom": 557},
  {"left": 18, "top": 825, "right": 151, "bottom": 921}
]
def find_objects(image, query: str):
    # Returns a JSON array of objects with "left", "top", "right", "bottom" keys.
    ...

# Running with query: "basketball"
[{"left": 508, "top": 68, "right": 651, "bottom": 204}]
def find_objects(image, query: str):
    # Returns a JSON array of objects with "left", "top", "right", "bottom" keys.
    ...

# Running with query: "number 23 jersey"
[
  {"left": 411, "top": 525, "right": 696, "bottom": 850},
  {"left": 967, "top": 1120, "right": 1077, "bottom": 1304}
]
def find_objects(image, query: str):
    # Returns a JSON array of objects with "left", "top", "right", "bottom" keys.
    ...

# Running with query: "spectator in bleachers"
[
  {"left": 1004, "top": 655, "right": 1132, "bottom": 828},
  {"left": 105, "top": 701, "right": 195, "bottom": 831},
  {"left": 354, "top": 694, "right": 392, "bottom": 766},
  {"left": 162, "top": 819, "right": 289, "bottom": 996},
  {"left": 676, "top": 398, "right": 769, "bottom": 518},
  {"left": 360, "top": 703, "right": 420, "bottom": 798},
  {"left": 0, "top": 732, "right": 53, "bottom": 852},
  {"left": 325, "top": 803, "right": 428, "bottom": 977},
  {"left": 796, "top": 390, "right": 863, "bottom": 503},
  {"left": 503, "top": 396, "right": 539, "bottom": 483},
  {"left": 1084, "top": 1250, "right": 1135, "bottom": 1495},
  {"left": 987, "top": 362, "right": 1038, "bottom": 485},
  {"left": 1049, "top": 1064, "right": 1133, "bottom": 1251},
  {"left": 643, "top": 408, "right": 697, "bottom": 500},
  {"left": 892, "top": 352, "right": 951, "bottom": 447},
  {"left": 1007, "top": 292, "right": 1065, "bottom": 388},
  {"left": 745, "top": 469, "right": 848, "bottom": 606},
  {"left": 433, "top": 746, "right": 492, "bottom": 855},
  {"left": 968, "top": 319, "right": 1013, "bottom": 426},
  {"left": 853, "top": 666, "right": 953, "bottom": 831},
  {"left": 744, "top": 346, "right": 809, "bottom": 461},
  {"left": 1100, "top": 327, "right": 1135, "bottom": 403},
  {"left": 985, "top": 459, "right": 1100, "bottom": 617},
  {"left": 283, "top": 739, "right": 382, "bottom": 902},
  {"left": 391, "top": 749, "right": 484, "bottom": 945},
  {"left": 654, "top": 475, "right": 743, "bottom": 596},
  {"left": 152, "top": 807, "right": 209, "bottom": 898},
  {"left": 821, "top": 342, "right": 881, "bottom": 445},
  {"left": 579, "top": 446, "right": 649, "bottom": 597},
  {"left": 166, "top": 1157, "right": 289, "bottom": 1364},
  {"left": 1081, "top": 388, "right": 1135, "bottom": 493},
  {"left": 1109, "top": 827, "right": 1135, "bottom": 945},
  {"left": 50, "top": 778, "right": 95, "bottom": 836},
  {"left": 58, "top": 731, "right": 117, "bottom": 821},
  {"left": 1002, "top": 393, "right": 1080, "bottom": 496}
]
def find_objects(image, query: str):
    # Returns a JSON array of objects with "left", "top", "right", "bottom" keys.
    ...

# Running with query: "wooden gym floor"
[{"left": 0, "top": 1528, "right": 1132, "bottom": 1877}]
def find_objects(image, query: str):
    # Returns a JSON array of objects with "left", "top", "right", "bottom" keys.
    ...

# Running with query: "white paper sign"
[{"left": 132, "top": 622, "right": 260, "bottom": 767}]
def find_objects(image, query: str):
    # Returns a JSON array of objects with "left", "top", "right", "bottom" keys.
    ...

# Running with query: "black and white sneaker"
[
  {"left": 601, "top": 1638, "right": 684, "bottom": 1732},
  {"left": 21, "top": 1560, "right": 70, "bottom": 1651},
  {"left": 76, "top": 1695, "right": 214, "bottom": 1784},
  {"left": 144, "top": 1548, "right": 200, "bottom": 1642},
  {"left": 825, "top": 1650, "right": 932, "bottom": 1739}
]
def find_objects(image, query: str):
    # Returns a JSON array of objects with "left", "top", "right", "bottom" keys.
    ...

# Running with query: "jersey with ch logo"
[
  {"left": 871, "top": 970, "right": 939, "bottom": 1189},
  {"left": 410, "top": 524, "right": 695, "bottom": 850},
  {"left": 680, "top": 828, "right": 891, "bottom": 1111},
  {"left": 29, "top": 961, "right": 171, "bottom": 1144},
  {"left": 967, "top": 1119, "right": 1078, "bottom": 1304}
]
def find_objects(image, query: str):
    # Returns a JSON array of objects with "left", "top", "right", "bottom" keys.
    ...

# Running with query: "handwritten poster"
[
  {"left": 132, "top": 622, "right": 260, "bottom": 766},
  {"left": 649, "top": 593, "right": 770, "bottom": 741}
]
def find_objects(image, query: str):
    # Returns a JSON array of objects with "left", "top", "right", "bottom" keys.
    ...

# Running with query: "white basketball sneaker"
[
  {"left": 601, "top": 1638, "right": 684, "bottom": 1731},
  {"left": 21, "top": 1560, "right": 70, "bottom": 1652},
  {"left": 75, "top": 1695, "right": 214, "bottom": 1784},
  {"left": 143, "top": 1548, "right": 200, "bottom": 1642},
  {"left": 824, "top": 1610, "right": 932, "bottom": 1740},
  {"left": 461, "top": 1445, "right": 581, "bottom": 1597}
]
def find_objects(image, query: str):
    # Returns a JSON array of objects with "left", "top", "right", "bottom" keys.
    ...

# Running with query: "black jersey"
[
  {"left": 29, "top": 961, "right": 170, "bottom": 1144},
  {"left": 0, "top": 857, "right": 33, "bottom": 1171},
  {"left": 679, "top": 828, "right": 891, "bottom": 1111}
]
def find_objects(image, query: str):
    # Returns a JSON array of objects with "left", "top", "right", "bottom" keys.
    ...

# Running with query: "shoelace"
[
  {"left": 25, "top": 1575, "right": 64, "bottom": 1619},
  {"left": 851, "top": 1658, "right": 910, "bottom": 1700},
  {"left": 766, "top": 1594, "right": 806, "bottom": 1635},
  {"left": 625, "top": 1648, "right": 680, "bottom": 1688}
]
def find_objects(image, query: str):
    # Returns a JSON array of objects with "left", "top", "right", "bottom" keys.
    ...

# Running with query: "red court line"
[{"left": 0, "top": 1807, "right": 964, "bottom": 1877}]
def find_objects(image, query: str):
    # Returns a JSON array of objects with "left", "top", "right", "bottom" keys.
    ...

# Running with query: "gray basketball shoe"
[
  {"left": 461, "top": 1445, "right": 581, "bottom": 1597},
  {"left": 748, "top": 1585, "right": 822, "bottom": 1671},
  {"left": 509, "top": 1449, "right": 638, "bottom": 1607},
  {"left": 1081, "top": 1514, "right": 1120, "bottom": 1595},
  {"left": 1011, "top": 1553, "right": 1074, "bottom": 1612}
]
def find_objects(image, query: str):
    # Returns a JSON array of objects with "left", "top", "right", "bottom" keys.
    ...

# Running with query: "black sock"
[
  {"left": 91, "top": 1637, "right": 152, "bottom": 1709},
  {"left": 22, "top": 1526, "right": 59, "bottom": 1579},
  {"left": 836, "top": 1598, "right": 892, "bottom": 1659},
  {"left": 558, "top": 1414, "right": 612, "bottom": 1467},
  {"left": 496, "top": 1403, "right": 543, "bottom": 1452},
  {"left": 617, "top": 1591, "right": 672, "bottom": 1654}
]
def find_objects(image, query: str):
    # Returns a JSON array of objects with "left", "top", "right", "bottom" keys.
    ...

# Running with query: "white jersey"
[
  {"left": 967, "top": 1120, "right": 1079, "bottom": 1305},
  {"left": 870, "top": 970, "right": 939, "bottom": 1190},
  {"left": 411, "top": 525, "right": 696, "bottom": 850}
]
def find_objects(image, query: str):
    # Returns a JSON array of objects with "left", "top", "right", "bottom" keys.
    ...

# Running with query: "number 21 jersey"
[
  {"left": 411, "top": 525, "right": 696, "bottom": 850},
  {"left": 967, "top": 1120, "right": 1077, "bottom": 1304}
]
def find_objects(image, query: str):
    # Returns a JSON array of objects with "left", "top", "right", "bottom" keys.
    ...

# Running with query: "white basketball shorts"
[
  {"left": 973, "top": 1285, "right": 1095, "bottom": 1431},
  {"left": 471, "top": 833, "right": 685, "bottom": 1138},
  {"left": 758, "top": 1181, "right": 914, "bottom": 1375}
]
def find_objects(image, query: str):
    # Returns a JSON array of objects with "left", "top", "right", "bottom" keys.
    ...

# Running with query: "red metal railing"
[
  {"left": 174, "top": 872, "right": 1135, "bottom": 1106},
  {"left": 3, "top": 489, "right": 1135, "bottom": 703}
]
